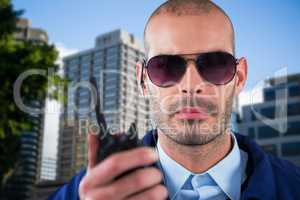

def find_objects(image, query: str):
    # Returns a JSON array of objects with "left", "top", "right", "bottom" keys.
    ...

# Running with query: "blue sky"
[
  {"left": 13, "top": 0, "right": 300, "bottom": 90},
  {"left": 12, "top": 0, "right": 300, "bottom": 158}
]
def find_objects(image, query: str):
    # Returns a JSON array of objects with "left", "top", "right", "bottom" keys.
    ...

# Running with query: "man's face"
[{"left": 142, "top": 12, "right": 245, "bottom": 145}]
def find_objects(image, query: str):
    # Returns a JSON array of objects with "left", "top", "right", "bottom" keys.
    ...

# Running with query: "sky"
[{"left": 12, "top": 0, "right": 300, "bottom": 158}]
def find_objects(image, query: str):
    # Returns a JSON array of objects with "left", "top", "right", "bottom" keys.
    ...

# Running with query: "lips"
[{"left": 174, "top": 107, "right": 209, "bottom": 120}]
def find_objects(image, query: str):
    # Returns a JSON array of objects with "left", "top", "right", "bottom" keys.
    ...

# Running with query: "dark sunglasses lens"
[
  {"left": 197, "top": 52, "right": 236, "bottom": 85},
  {"left": 147, "top": 55, "right": 186, "bottom": 87}
]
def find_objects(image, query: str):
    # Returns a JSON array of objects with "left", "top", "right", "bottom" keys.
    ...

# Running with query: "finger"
[
  {"left": 110, "top": 167, "right": 163, "bottom": 199},
  {"left": 81, "top": 147, "right": 158, "bottom": 191},
  {"left": 126, "top": 185, "right": 168, "bottom": 200},
  {"left": 87, "top": 131, "right": 99, "bottom": 170},
  {"left": 84, "top": 168, "right": 162, "bottom": 200}
]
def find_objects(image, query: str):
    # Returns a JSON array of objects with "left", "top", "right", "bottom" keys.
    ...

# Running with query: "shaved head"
[
  {"left": 137, "top": 0, "right": 248, "bottom": 172},
  {"left": 144, "top": 0, "right": 235, "bottom": 56}
]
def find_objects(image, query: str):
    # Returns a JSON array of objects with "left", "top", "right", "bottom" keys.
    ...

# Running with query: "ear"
[
  {"left": 136, "top": 61, "right": 149, "bottom": 96},
  {"left": 234, "top": 57, "right": 248, "bottom": 95}
]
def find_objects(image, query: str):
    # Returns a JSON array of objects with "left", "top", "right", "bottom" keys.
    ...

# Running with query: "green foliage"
[
  {"left": 0, "top": 40, "right": 63, "bottom": 139},
  {"left": 0, "top": 0, "right": 67, "bottom": 191},
  {"left": 0, "top": 2, "right": 23, "bottom": 40}
]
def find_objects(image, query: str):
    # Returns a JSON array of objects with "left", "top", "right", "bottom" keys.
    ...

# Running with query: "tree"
[{"left": 0, "top": 0, "right": 66, "bottom": 194}]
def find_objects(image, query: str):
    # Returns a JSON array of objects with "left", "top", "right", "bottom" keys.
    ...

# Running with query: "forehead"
[{"left": 145, "top": 13, "right": 233, "bottom": 58}]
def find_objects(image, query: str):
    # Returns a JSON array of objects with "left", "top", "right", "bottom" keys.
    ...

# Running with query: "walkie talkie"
[{"left": 89, "top": 77, "right": 141, "bottom": 163}]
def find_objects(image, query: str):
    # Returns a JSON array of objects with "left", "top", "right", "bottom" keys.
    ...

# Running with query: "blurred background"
[{"left": 0, "top": 0, "right": 299, "bottom": 199}]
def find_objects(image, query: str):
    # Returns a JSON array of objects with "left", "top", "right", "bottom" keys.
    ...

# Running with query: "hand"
[{"left": 79, "top": 132, "right": 168, "bottom": 200}]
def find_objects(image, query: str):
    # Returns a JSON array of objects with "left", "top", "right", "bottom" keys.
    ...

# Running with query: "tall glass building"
[
  {"left": 3, "top": 101, "right": 45, "bottom": 199},
  {"left": 238, "top": 73, "right": 300, "bottom": 166},
  {"left": 57, "top": 29, "right": 150, "bottom": 181}
]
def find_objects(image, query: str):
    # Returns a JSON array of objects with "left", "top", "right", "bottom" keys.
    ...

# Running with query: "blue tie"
[
  {"left": 174, "top": 175, "right": 199, "bottom": 200},
  {"left": 174, "top": 174, "right": 227, "bottom": 200}
]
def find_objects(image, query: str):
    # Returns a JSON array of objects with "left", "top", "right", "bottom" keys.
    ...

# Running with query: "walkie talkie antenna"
[{"left": 90, "top": 77, "right": 107, "bottom": 131}]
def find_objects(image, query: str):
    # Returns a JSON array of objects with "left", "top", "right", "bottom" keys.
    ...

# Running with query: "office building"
[
  {"left": 238, "top": 73, "right": 300, "bottom": 166},
  {"left": 57, "top": 29, "right": 150, "bottom": 181},
  {"left": 3, "top": 102, "right": 45, "bottom": 199},
  {"left": 14, "top": 18, "right": 48, "bottom": 43}
]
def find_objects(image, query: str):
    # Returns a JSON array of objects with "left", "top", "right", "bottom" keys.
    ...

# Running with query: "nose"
[{"left": 179, "top": 60, "right": 206, "bottom": 95}]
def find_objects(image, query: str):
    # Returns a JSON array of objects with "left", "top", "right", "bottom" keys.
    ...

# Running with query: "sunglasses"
[{"left": 141, "top": 51, "right": 238, "bottom": 88}]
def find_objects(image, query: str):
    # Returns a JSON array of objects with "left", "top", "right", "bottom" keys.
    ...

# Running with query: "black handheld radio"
[{"left": 89, "top": 77, "right": 141, "bottom": 163}]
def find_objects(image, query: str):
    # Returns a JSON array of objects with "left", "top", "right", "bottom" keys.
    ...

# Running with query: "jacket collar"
[{"left": 142, "top": 129, "right": 276, "bottom": 200}]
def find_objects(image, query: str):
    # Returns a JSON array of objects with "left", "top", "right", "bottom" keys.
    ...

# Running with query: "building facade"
[
  {"left": 14, "top": 18, "right": 48, "bottom": 43},
  {"left": 57, "top": 29, "right": 150, "bottom": 181},
  {"left": 32, "top": 180, "right": 65, "bottom": 200},
  {"left": 238, "top": 73, "right": 300, "bottom": 166},
  {"left": 40, "top": 157, "right": 57, "bottom": 181},
  {"left": 3, "top": 102, "right": 45, "bottom": 199}
]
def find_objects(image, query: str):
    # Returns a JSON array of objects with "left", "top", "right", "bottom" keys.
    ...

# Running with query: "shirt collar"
[
  {"left": 206, "top": 133, "right": 248, "bottom": 200},
  {"left": 157, "top": 133, "right": 248, "bottom": 200},
  {"left": 157, "top": 139, "right": 191, "bottom": 199}
]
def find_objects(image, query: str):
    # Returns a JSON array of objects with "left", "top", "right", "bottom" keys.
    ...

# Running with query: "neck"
[{"left": 157, "top": 129, "right": 233, "bottom": 173}]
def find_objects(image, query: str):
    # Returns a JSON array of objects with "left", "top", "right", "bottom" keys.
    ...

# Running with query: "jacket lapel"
[
  {"left": 142, "top": 130, "right": 171, "bottom": 200},
  {"left": 142, "top": 130, "right": 276, "bottom": 200},
  {"left": 235, "top": 134, "right": 276, "bottom": 200}
]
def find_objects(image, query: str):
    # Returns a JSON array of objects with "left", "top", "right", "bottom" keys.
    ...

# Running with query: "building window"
[
  {"left": 94, "top": 58, "right": 103, "bottom": 65},
  {"left": 104, "top": 100, "right": 117, "bottom": 107},
  {"left": 289, "top": 84, "right": 300, "bottom": 97},
  {"left": 105, "top": 92, "right": 117, "bottom": 98},
  {"left": 107, "top": 46, "right": 118, "bottom": 54},
  {"left": 287, "top": 103, "right": 300, "bottom": 116},
  {"left": 264, "top": 89, "right": 275, "bottom": 101},
  {"left": 105, "top": 104, "right": 117, "bottom": 110},
  {"left": 95, "top": 51, "right": 104, "bottom": 58},
  {"left": 285, "top": 121, "right": 300, "bottom": 136},
  {"left": 282, "top": 142, "right": 300, "bottom": 156},
  {"left": 69, "top": 59, "right": 79, "bottom": 66},
  {"left": 257, "top": 126, "right": 279, "bottom": 139},
  {"left": 105, "top": 85, "right": 119, "bottom": 92},
  {"left": 260, "top": 107, "right": 275, "bottom": 119}
]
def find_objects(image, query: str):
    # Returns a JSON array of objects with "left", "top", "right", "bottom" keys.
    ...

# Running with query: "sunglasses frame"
[{"left": 140, "top": 51, "right": 239, "bottom": 88}]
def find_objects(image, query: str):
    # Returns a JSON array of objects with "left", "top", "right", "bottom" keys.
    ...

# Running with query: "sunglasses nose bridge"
[{"left": 179, "top": 59, "right": 206, "bottom": 94}]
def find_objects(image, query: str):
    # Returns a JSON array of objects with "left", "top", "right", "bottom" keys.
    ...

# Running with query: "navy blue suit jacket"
[{"left": 48, "top": 129, "right": 300, "bottom": 200}]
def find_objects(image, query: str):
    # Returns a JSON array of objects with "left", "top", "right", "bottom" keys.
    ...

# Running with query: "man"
[{"left": 49, "top": 0, "right": 300, "bottom": 199}]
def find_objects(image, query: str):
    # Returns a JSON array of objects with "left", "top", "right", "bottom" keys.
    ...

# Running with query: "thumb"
[{"left": 87, "top": 130, "right": 99, "bottom": 170}]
